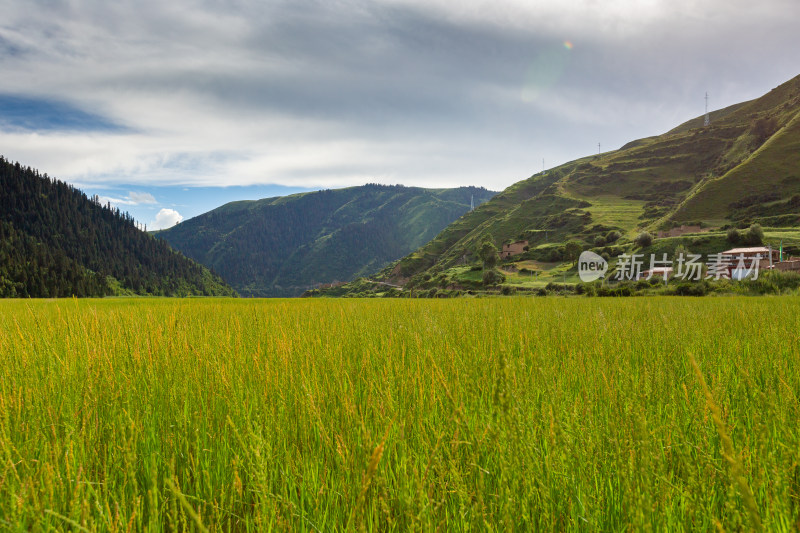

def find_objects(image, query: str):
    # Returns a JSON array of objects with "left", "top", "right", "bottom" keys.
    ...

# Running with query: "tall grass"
[{"left": 1, "top": 297, "right": 799, "bottom": 530}]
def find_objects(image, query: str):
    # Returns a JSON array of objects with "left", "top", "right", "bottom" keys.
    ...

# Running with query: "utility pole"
[
  {"left": 598, "top": 142, "right": 601, "bottom": 154},
  {"left": 704, "top": 92, "right": 710, "bottom": 127}
]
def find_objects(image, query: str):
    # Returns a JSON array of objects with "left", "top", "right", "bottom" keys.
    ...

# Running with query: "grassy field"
[
  {"left": 574, "top": 195, "right": 647, "bottom": 238},
  {"left": 2, "top": 297, "right": 799, "bottom": 531}
]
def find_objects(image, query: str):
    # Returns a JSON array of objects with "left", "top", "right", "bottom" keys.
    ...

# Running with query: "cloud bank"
[{"left": 1, "top": 0, "right": 799, "bottom": 191}]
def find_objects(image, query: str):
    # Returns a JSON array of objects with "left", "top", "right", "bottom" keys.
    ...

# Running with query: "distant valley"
[{"left": 156, "top": 184, "right": 495, "bottom": 296}]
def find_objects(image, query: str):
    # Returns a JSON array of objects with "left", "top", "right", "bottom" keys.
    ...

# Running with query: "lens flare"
[
  {"left": 563, "top": 41, "right": 573, "bottom": 50},
  {"left": 521, "top": 44, "right": 572, "bottom": 103}
]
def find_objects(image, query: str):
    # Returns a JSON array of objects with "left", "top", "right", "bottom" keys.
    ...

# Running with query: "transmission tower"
[{"left": 704, "top": 92, "right": 710, "bottom": 127}]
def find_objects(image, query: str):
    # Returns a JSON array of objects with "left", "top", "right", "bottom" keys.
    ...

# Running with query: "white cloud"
[
  {"left": 97, "top": 195, "right": 134, "bottom": 206},
  {"left": 150, "top": 208, "right": 183, "bottom": 230},
  {"left": 97, "top": 190, "right": 157, "bottom": 206},
  {"left": 128, "top": 191, "right": 156, "bottom": 204}
]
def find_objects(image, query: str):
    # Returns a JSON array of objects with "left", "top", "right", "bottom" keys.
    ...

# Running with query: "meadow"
[{"left": 1, "top": 297, "right": 799, "bottom": 531}]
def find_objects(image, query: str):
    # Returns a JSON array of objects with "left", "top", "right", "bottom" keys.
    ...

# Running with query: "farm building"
[
  {"left": 722, "top": 246, "right": 778, "bottom": 265},
  {"left": 722, "top": 246, "right": 783, "bottom": 279},
  {"left": 500, "top": 240, "right": 528, "bottom": 259}
]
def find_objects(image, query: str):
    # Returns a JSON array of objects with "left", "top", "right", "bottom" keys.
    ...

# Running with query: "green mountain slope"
[
  {"left": 371, "top": 73, "right": 800, "bottom": 286},
  {"left": 0, "top": 156, "right": 236, "bottom": 298},
  {"left": 156, "top": 184, "right": 496, "bottom": 296}
]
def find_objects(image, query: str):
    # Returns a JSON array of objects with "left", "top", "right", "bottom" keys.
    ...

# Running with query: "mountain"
[
  {"left": 156, "top": 184, "right": 496, "bottom": 296},
  {"left": 0, "top": 156, "right": 236, "bottom": 297},
  {"left": 341, "top": 74, "right": 800, "bottom": 292}
]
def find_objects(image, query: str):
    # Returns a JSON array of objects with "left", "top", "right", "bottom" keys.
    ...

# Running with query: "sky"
[{"left": 1, "top": 0, "right": 799, "bottom": 228}]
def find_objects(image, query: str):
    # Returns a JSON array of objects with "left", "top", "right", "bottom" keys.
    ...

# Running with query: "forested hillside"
[
  {"left": 0, "top": 156, "right": 236, "bottom": 297},
  {"left": 157, "top": 184, "right": 495, "bottom": 296}
]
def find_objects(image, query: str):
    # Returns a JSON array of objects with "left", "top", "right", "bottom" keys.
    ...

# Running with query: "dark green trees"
[{"left": 0, "top": 156, "right": 235, "bottom": 297}]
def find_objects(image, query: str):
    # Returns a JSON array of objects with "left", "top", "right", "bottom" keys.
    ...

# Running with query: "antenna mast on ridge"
[{"left": 704, "top": 92, "right": 710, "bottom": 127}]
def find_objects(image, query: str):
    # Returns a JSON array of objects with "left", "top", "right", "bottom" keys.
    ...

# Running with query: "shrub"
[
  {"left": 594, "top": 236, "right": 606, "bottom": 247},
  {"left": 478, "top": 237, "right": 499, "bottom": 269},
  {"left": 673, "top": 282, "right": 708, "bottom": 296},
  {"left": 482, "top": 269, "right": 506, "bottom": 287},
  {"left": 545, "top": 282, "right": 575, "bottom": 294},
  {"left": 565, "top": 241, "right": 583, "bottom": 264},
  {"left": 635, "top": 232, "right": 653, "bottom": 248},
  {"left": 605, "top": 230, "right": 621, "bottom": 243},
  {"left": 745, "top": 224, "right": 764, "bottom": 246},
  {"left": 546, "top": 248, "right": 563, "bottom": 262},
  {"left": 727, "top": 228, "right": 741, "bottom": 244},
  {"left": 617, "top": 286, "right": 634, "bottom": 297},
  {"left": 575, "top": 283, "right": 597, "bottom": 296},
  {"left": 674, "top": 244, "right": 690, "bottom": 260}
]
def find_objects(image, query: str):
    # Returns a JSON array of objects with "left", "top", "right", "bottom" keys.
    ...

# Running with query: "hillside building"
[
  {"left": 722, "top": 246, "right": 778, "bottom": 264},
  {"left": 722, "top": 246, "right": 778, "bottom": 279},
  {"left": 500, "top": 240, "right": 528, "bottom": 259}
]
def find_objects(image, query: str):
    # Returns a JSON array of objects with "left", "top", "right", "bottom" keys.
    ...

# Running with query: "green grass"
[
  {"left": 673, "top": 108, "right": 800, "bottom": 223},
  {"left": 574, "top": 195, "right": 646, "bottom": 237},
  {"left": 2, "top": 297, "right": 800, "bottom": 530}
]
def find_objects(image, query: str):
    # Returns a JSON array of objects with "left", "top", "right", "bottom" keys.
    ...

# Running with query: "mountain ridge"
[{"left": 157, "top": 183, "right": 496, "bottom": 296}]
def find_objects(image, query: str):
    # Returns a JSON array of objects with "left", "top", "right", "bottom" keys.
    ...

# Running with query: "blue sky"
[
  {"left": 2, "top": 0, "right": 800, "bottom": 228},
  {"left": 83, "top": 183, "right": 315, "bottom": 229},
  {"left": 0, "top": 94, "right": 127, "bottom": 132}
]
